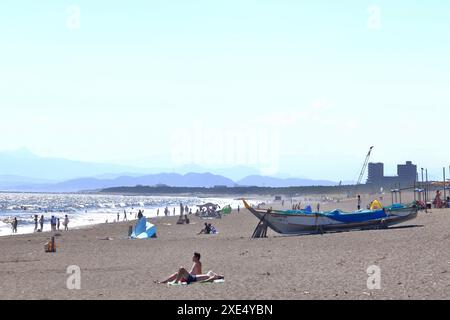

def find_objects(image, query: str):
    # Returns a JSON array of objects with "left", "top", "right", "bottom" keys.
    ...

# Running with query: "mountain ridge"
[
  {"left": 0, "top": 149, "right": 342, "bottom": 192},
  {"left": 1, "top": 172, "right": 340, "bottom": 192}
]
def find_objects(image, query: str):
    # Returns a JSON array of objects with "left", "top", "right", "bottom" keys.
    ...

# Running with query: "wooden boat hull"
[{"left": 243, "top": 200, "right": 418, "bottom": 235}]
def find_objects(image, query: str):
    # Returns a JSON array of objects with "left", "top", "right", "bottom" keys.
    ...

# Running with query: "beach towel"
[{"left": 168, "top": 279, "right": 225, "bottom": 286}]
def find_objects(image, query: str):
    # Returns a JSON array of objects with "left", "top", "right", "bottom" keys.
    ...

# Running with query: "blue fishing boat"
[{"left": 243, "top": 200, "right": 418, "bottom": 235}]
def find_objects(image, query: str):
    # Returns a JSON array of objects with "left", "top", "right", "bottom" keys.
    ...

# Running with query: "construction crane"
[{"left": 357, "top": 146, "right": 374, "bottom": 185}]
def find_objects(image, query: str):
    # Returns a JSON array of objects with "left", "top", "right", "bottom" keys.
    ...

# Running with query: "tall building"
[
  {"left": 397, "top": 161, "right": 417, "bottom": 183},
  {"left": 366, "top": 161, "right": 417, "bottom": 187},
  {"left": 367, "top": 163, "right": 384, "bottom": 185}
]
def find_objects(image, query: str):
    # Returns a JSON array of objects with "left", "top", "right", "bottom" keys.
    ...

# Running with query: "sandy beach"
[{"left": 1, "top": 194, "right": 449, "bottom": 300}]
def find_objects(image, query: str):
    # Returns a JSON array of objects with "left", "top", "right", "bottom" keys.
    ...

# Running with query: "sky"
[{"left": 1, "top": 1, "right": 449, "bottom": 180}]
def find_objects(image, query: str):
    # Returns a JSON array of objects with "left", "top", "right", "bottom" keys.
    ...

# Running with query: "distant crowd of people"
[{"left": 9, "top": 214, "right": 70, "bottom": 234}]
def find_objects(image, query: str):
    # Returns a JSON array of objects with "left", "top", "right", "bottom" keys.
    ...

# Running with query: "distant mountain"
[
  {"left": 0, "top": 149, "right": 267, "bottom": 184},
  {"left": 0, "top": 175, "right": 55, "bottom": 189},
  {"left": 173, "top": 164, "right": 262, "bottom": 181},
  {"left": 7, "top": 172, "right": 236, "bottom": 192},
  {"left": 0, "top": 149, "right": 344, "bottom": 192},
  {"left": 0, "top": 148, "right": 149, "bottom": 181},
  {"left": 237, "top": 175, "right": 338, "bottom": 187}
]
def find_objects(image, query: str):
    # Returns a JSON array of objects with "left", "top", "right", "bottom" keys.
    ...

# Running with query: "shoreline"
[{"left": 0, "top": 193, "right": 266, "bottom": 237}]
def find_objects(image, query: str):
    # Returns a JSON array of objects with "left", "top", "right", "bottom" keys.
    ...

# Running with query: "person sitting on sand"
[
  {"left": 177, "top": 214, "right": 185, "bottom": 224},
  {"left": 157, "top": 252, "right": 202, "bottom": 284},
  {"left": 198, "top": 223, "right": 211, "bottom": 235}
]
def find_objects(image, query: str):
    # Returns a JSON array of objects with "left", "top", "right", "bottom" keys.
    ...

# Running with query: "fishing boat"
[{"left": 243, "top": 200, "right": 419, "bottom": 235}]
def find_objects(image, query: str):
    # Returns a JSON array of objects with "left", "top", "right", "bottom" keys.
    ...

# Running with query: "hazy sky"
[{"left": 1, "top": 1, "right": 449, "bottom": 180}]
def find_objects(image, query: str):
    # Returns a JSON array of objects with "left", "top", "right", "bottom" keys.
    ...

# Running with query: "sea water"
[{"left": 0, "top": 192, "right": 253, "bottom": 237}]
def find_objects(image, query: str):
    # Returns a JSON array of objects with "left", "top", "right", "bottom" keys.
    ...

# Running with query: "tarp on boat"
[
  {"left": 279, "top": 208, "right": 388, "bottom": 223},
  {"left": 131, "top": 217, "right": 157, "bottom": 239},
  {"left": 322, "top": 209, "right": 387, "bottom": 223}
]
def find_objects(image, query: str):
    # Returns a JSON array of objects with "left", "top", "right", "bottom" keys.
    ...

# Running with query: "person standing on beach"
[
  {"left": 357, "top": 195, "right": 361, "bottom": 210},
  {"left": 50, "top": 216, "right": 57, "bottom": 232},
  {"left": 164, "top": 207, "right": 169, "bottom": 217},
  {"left": 57, "top": 218, "right": 61, "bottom": 231},
  {"left": 185, "top": 205, "right": 189, "bottom": 215},
  {"left": 117, "top": 212, "right": 120, "bottom": 222},
  {"left": 12, "top": 217, "right": 18, "bottom": 233},
  {"left": 173, "top": 207, "right": 176, "bottom": 216},
  {"left": 34, "top": 215, "right": 38, "bottom": 232},
  {"left": 64, "top": 215, "right": 69, "bottom": 231},
  {"left": 123, "top": 210, "right": 127, "bottom": 221},
  {"left": 180, "top": 203, "right": 184, "bottom": 216},
  {"left": 39, "top": 215, "right": 44, "bottom": 231},
  {"left": 157, "top": 208, "right": 160, "bottom": 217},
  {"left": 238, "top": 205, "right": 240, "bottom": 213}
]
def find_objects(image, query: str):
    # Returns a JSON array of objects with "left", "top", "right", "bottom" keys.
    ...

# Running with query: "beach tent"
[
  {"left": 131, "top": 217, "right": 157, "bottom": 239},
  {"left": 220, "top": 205, "right": 232, "bottom": 215},
  {"left": 304, "top": 205, "right": 312, "bottom": 213},
  {"left": 370, "top": 200, "right": 382, "bottom": 210}
]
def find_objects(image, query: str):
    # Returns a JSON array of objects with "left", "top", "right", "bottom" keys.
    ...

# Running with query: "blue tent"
[{"left": 131, "top": 217, "right": 157, "bottom": 239}]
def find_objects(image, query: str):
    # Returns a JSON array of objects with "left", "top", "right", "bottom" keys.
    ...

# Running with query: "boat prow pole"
[
  {"left": 242, "top": 200, "right": 284, "bottom": 234},
  {"left": 242, "top": 199, "right": 252, "bottom": 210}
]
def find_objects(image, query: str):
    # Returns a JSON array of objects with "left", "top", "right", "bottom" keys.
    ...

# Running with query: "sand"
[{"left": 0, "top": 194, "right": 449, "bottom": 300}]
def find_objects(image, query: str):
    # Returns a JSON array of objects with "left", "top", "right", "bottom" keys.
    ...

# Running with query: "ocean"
[{"left": 0, "top": 192, "right": 252, "bottom": 236}]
